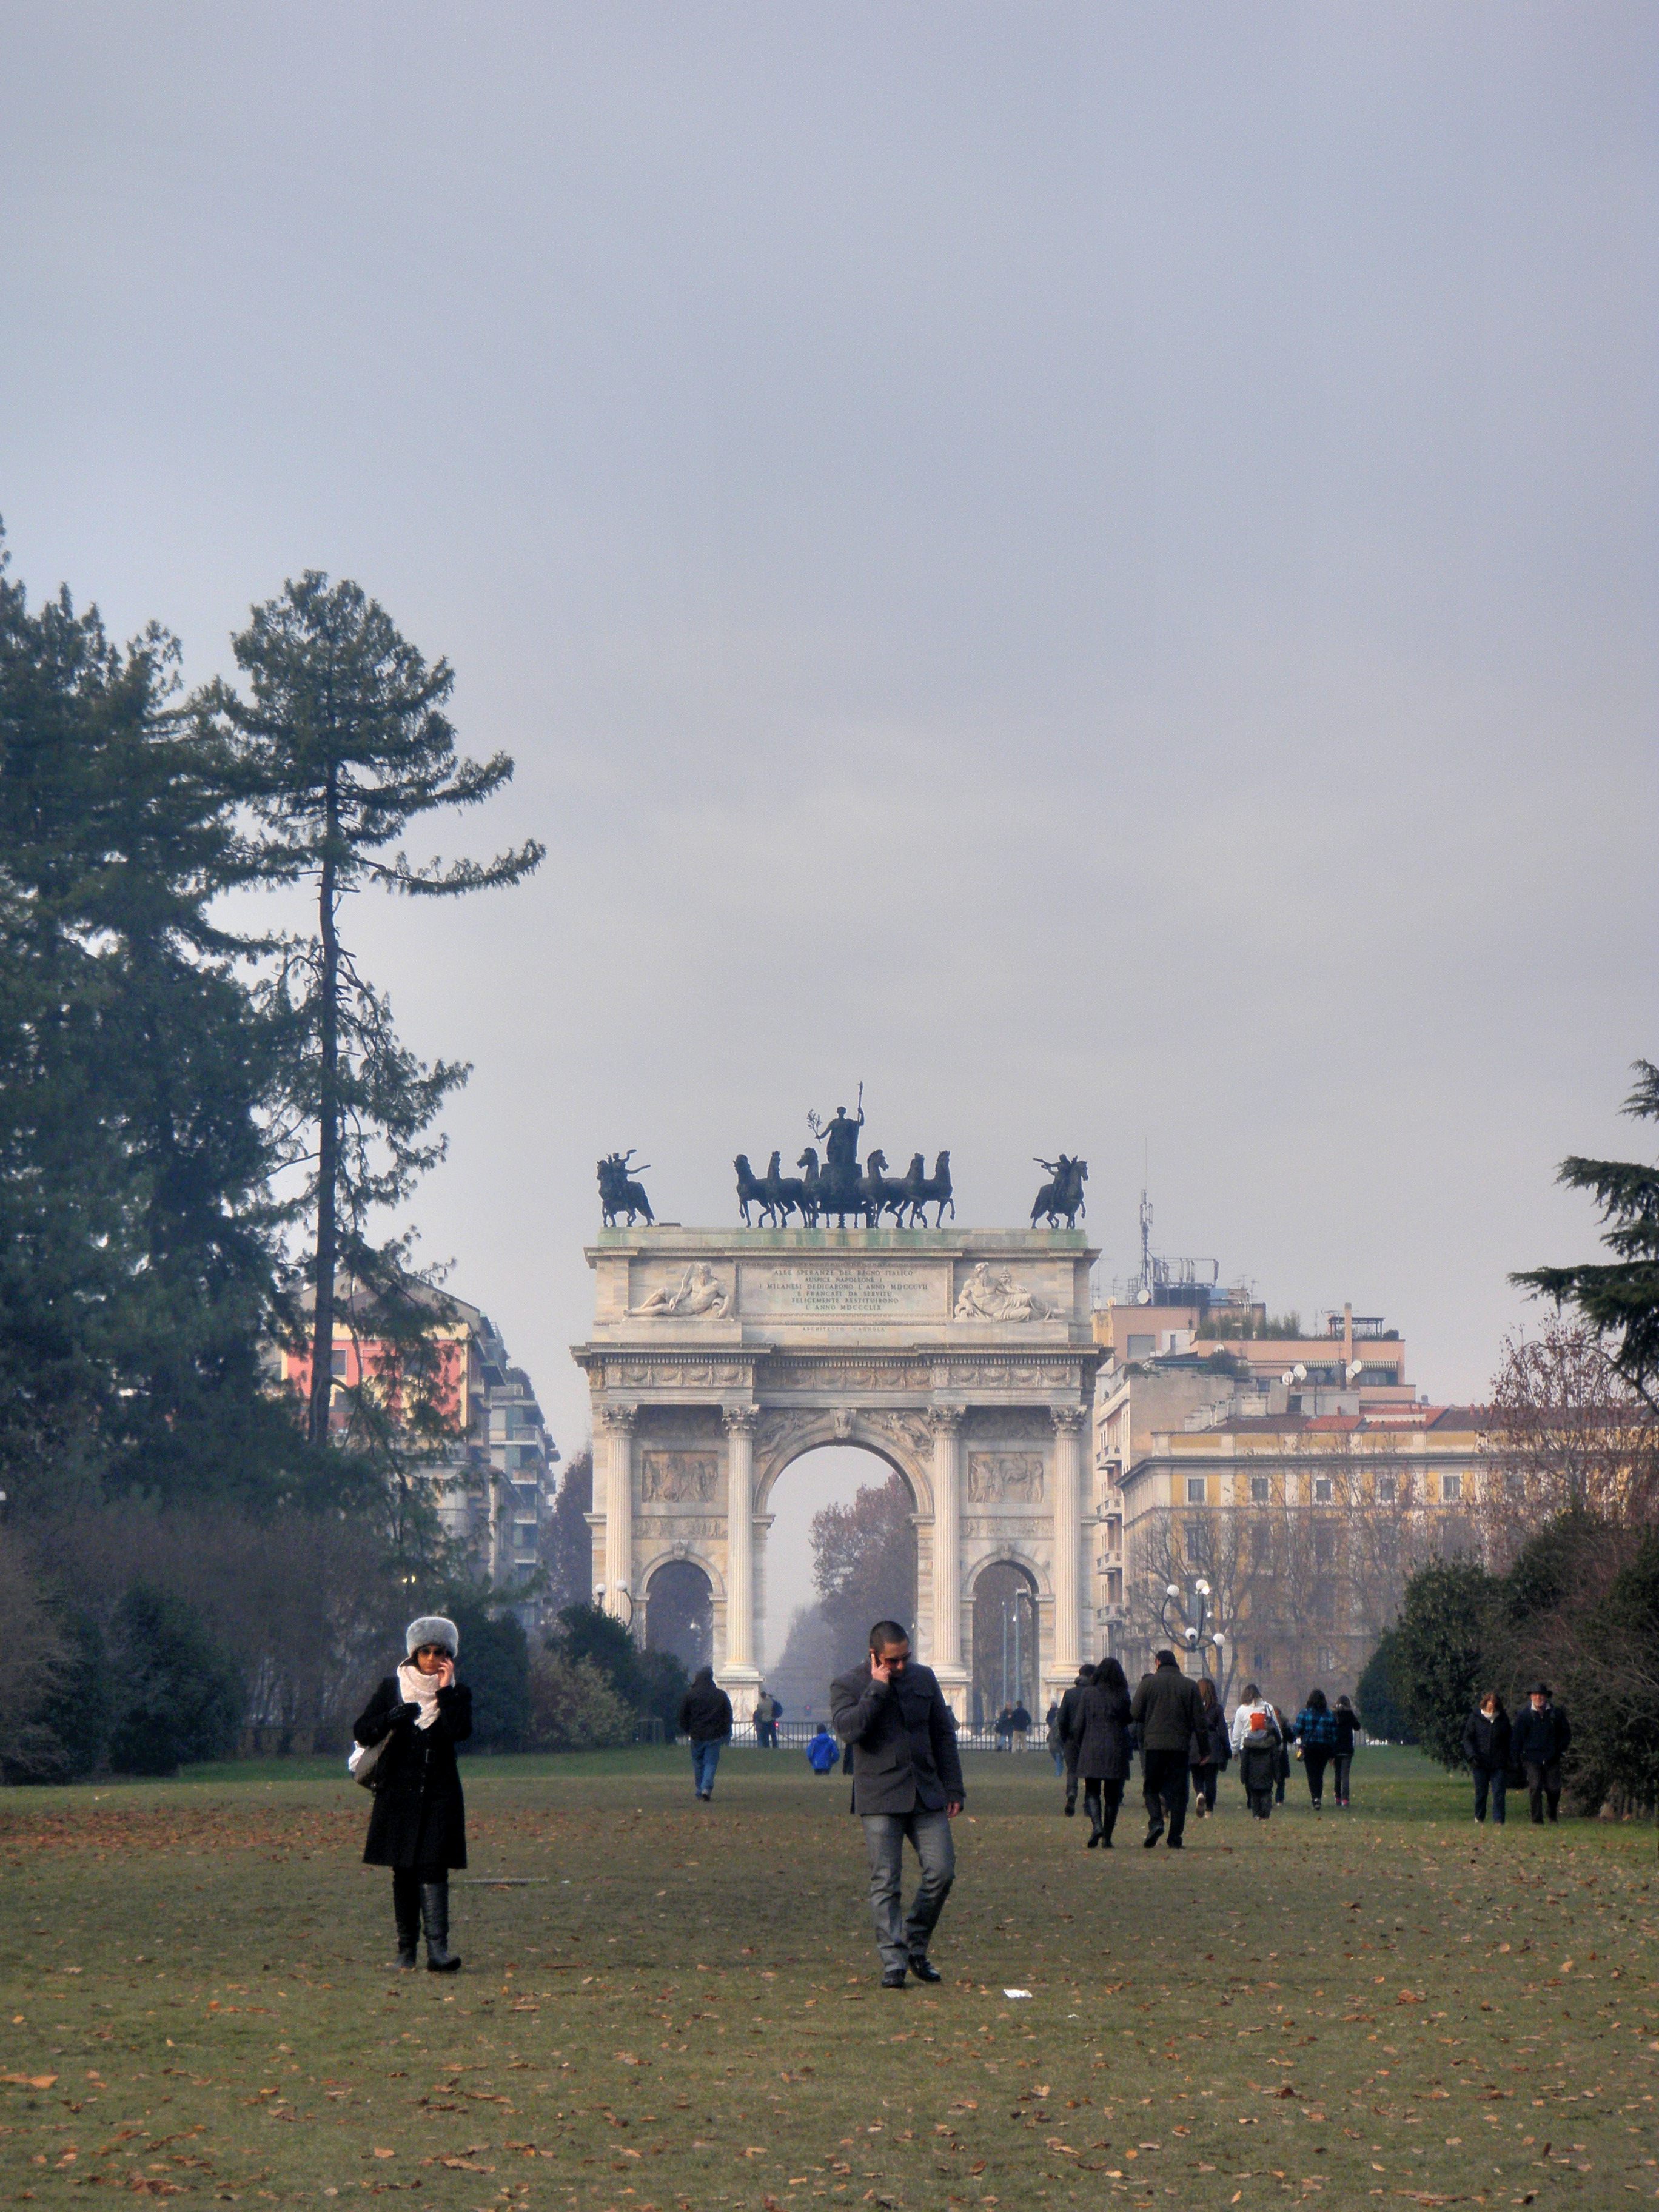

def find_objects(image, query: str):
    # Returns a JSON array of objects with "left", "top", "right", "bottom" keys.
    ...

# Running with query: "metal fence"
[{"left": 675, "top": 1719, "right": 1056, "bottom": 1754}]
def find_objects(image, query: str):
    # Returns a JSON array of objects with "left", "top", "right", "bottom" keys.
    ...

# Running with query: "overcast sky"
[{"left": 4, "top": 7, "right": 1655, "bottom": 1507}]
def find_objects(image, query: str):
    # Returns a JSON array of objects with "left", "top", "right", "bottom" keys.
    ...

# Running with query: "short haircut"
[
  {"left": 1154, "top": 1647, "right": 1177, "bottom": 1667},
  {"left": 1241, "top": 1681, "right": 1260, "bottom": 1700},
  {"left": 869, "top": 1619, "right": 910, "bottom": 1654}
]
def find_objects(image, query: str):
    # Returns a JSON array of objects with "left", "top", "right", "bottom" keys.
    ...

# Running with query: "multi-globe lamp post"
[{"left": 1158, "top": 1576, "right": 1225, "bottom": 1677}]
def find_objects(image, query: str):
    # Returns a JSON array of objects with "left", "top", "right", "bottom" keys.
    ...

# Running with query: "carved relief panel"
[
  {"left": 638, "top": 1450, "right": 721, "bottom": 1504},
  {"left": 966, "top": 1452, "right": 1046, "bottom": 1503}
]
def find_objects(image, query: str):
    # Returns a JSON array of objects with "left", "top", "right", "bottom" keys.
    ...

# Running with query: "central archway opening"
[
  {"left": 645, "top": 1558, "right": 714, "bottom": 1676},
  {"left": 762, "top": 1447, "right": 918, "bottom": 1732}
]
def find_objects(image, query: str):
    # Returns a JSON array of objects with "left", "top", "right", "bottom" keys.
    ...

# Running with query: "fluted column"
[
  {"left": 930, "top": 1408, "right": 965, "bottom": 1678},
  {"left": 600, "top": 1403, "right": 636, "bottom": 1615},
  {"left": 722, "top": 1407, "right": 760, "bottom": 1681},
  {"left": 1050, "top": 1404, "right": 1085, "bottom": 1677}
]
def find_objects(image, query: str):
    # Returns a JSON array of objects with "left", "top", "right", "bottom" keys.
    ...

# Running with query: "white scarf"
[{"left": 398, "top": 1660, "right": 443, "bottom": 1729}]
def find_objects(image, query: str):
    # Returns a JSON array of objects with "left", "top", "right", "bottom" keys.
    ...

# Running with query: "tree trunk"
[{"left": 307, "top": 775, "right": 341, "bottom": 1450}]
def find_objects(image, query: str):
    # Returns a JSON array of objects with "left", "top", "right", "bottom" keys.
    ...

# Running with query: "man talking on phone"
[{"left": 830, "top": 1620, "right": 964, "bottom": 1988}]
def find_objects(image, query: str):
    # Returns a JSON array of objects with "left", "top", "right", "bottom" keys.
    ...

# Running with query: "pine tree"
[
  {"left": 1514, "top": 1061, "right": 1659, "bottom": 1410},
  {"left": 198, "top": 574, "right": 543, "bottom": 1449}
]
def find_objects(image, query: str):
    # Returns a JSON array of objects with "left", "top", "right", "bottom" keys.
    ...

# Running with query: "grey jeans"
[{"left": 861, "top": 1809, "right": 956, "bottom": 1972}]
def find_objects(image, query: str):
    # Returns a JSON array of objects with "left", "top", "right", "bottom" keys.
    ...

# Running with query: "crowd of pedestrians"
[{"left": 354, "top": 1612, "right": 1578, "bottom": 1980}]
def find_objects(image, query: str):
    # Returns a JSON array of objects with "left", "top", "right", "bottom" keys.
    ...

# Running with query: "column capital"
[
  {"left": 928, "top": 1405, "right": 965, "bottom": 1436},
  {"left": 599, "top": 1401, "right": 638, "bottom": 1432},
  {"left": 722, "top": 1404, "right": 759, "bottom": 1435},
  {"left": 1050, "top": 1403, "right": 1087, "bottom": 1434}
]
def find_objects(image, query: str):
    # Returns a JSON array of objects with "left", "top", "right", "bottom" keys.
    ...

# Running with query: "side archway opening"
[{"left": 971, "top": 1560, "right": 1040, "bottom": 1731}]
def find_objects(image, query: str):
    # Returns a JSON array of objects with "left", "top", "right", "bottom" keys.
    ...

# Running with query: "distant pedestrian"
[
  {"left": 1010, "top": 1701, "right": 1033, "bottom": 1748},
  {"left": 1230, "top": 1683, "right": 1282, "bottom": 1821},
  {"left": 677, "top": 1666, "right": 733, "bottom": 1800},
  {"left": 1067, "top": 1655, "right": 1132, "bottom": 1849},
  {"left": 1292, "top": 1688, "right": 1338, "bottom": 1808},
  {"left": 354, "top": 1615, "right": 472, "bottom": 1974},
  {"left": 1461, "top": 1692, "right": 1511, "bottom": 1826},
  {"left": 1511, "top": 1683, "right": 1572, "bottom": 1825},
  {"left": 994, "top": 1704, "right": 1015, "bottom": 1751},
  {"left": 1271, "top": 1706, "right": 1292, "bottom": 1803},
  {"left": 1189, "top": 1677, "right": 1230, "bottom": 1818},
  {"left": 830, "top": 1619, "right": 964, "bottom": 1989},
  {"left": 752, "top": 1690, "right": 780, "bottom": 1749},
  {"left": 1130, "top": 1650, "right": 1207, "bottom": 1849},
  {"left": 1045, "top": 1700, "right": 1065, "bottom": 1777},
  {"left": 1056, "top": 1663, "right": 1095, "bottom": 1815},
  {"left": 806, "top": 1723, "right": 839, "bottom": 1775},
  {"left": 1332, "top": 1694, "right": 1360, "bottom": 1808}
]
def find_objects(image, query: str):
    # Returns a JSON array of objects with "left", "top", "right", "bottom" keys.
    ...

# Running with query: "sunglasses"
[{"left": 415, "top": 1644, "right": 451, "bottom": 1659}]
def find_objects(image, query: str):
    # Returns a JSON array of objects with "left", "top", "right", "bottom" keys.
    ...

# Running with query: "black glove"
[{"left": 395, "top": 1701, "right": 422, "bottom": 1724}]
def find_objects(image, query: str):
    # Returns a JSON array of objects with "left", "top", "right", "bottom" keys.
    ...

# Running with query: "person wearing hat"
[
  {"left": 1129, "top": 1648, "right": 1207, "bottom": 1849},
  {"left": 1510, "top": 1682, "right": 1572, "bottom": 1825},
  {"left": 353, "top": 1616, "right": 474, "bottom": 1972}
]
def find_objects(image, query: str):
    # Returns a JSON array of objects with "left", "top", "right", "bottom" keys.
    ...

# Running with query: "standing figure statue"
[
  {"left": 808, "top": 1096, "right": 870, "bottom": 1225},
  {"left": 598, "top": 1150, "right": 655, "bottom": 1227}
]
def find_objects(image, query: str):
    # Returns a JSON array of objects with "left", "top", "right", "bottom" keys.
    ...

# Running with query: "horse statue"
[
  {"left": 1031, "top": 1153, "right": 1087, "bottom": 1229},
  {"left": 797, "top": 1144, "right": 871, "bottom": 1226},
  {"left": 733, "top": 1154, "right": 765, "bottom": 1225},
  {"left": 862, "top": 1149, "right": 914, "bottom": 1226},
  {"left": 760, "top": 1149, "right": 808, "bottom": 1227},
  {"left": 598, "top": 1149, "right": 655, "bottom": 1227},
  {"left": 916, "top": 1150, "right": 954, "bottom": 1225}
]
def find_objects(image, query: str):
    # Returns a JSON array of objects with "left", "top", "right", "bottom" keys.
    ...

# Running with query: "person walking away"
[
  {"left": 677, "top": 1666, "right": 733, "bottom": 1800},
  {"left": 1230, "top": 1686, "right": 1282, "bottom": 1822},
  {"left": 1056, "top": 1663, "right": 1095, "bottom": 1816},
  {"left": 1130, "top": 1650, "right": 1207, "bottom": 1849},
  {"left": 1292, "top": 1688, "right": 1338, "bottom": 1808},
  {"left": 830, "top": 1619, "right": 964, "bottom": 1988},
  {"left": 1271, "top": 1706, "right": 1292, "bottom": 1803},
  {"left": 1511, "top": 1683, "right": 1572, "bottom": 1825},
  {"left": 994, "top": 1704, "right": 1014, "bottom": 1751},
  {"left": 1067, "top": 1656, "right": 1131, "bottom": 1848},
  {"left": 1332, "top": 1694, "right": 1360, "bottom": 1808},
  {"left": 806, "top": 1723, "right": 838, "bottom": 1774},
  {"left": 1461, "top": 1692, "right": 1510, "bottom": 1826},
  {"left": 1010, "top": 1700, "right": 1032, "bottom": 1749},
  {"left": 752, "top": 1689, "right": 780, "bottom": 1749},
  {"left": 1189, "top": 1677, "right": 1230, "bottom": 1818},
  {"left": 1045, "top": 1699, "right": 1065, "bottom": 1777},
  {"left": 354, "top": 1615, "right": 473, "bottom": 1973}
]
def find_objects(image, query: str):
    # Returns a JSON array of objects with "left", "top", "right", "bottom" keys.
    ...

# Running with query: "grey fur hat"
[{"left": 406, "top": 1615, "right": 460, "bottom": 1657}]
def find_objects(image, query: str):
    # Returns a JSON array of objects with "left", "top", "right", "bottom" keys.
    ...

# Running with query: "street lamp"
[{"left": 1157, "top": 1576, "right": 1225, "bottom": 1677}]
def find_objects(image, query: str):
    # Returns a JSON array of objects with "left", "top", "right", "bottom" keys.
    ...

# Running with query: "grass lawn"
[{"left": 2, "top": 1744, "right": 1657, "bottom": 2210}]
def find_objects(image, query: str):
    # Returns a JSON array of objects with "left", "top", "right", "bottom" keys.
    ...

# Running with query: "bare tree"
[{"left": 1480, "top": 1320, "right": 1659, "bottom": 1564}]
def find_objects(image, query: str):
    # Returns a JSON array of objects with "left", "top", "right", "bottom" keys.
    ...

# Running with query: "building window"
[
  {"left": 1376, "top": 1473, "right": 1398, "bottom": 1506},
  {"left": 1250, "top": 1475, "right": 1270, "bottom": 1505},
  {"left": 330, "top": 1347, "right": 348, "bottom": 1376},
  {"left": 1503, "top": 1471, "right": 1525, "bottom": 1501},
  {"left": 1440, "top": 1471, "right": 1463, "bottom": 1503},
  {"left": 1314, "top": 1523, "right": 1338, "bottom": 1567},
  {"left": 1185, "top": 1475, "right": 1208, "bottom": 1504},
  {"left": 1312, "top": 1475, "right": 1333, "bottom": 1504}
]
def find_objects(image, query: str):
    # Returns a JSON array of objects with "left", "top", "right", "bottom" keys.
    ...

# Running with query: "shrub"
[
  {"left": 525, "top": 1647, "right": 634, "bottom": 1750},
  {"left": 106, "top": 1585, "right": 243, "bottom": 1775},
  {"left": 1390, "top": 1558, "right": 1496, "bottom": 1767},
  {"left": 1353, "top": 1629, "right": 1415, "bottom": 1743},
  {"left": 442, "top": 1598, "right": 529, "bottom": 1753},
  {"left": 551, "top": 1603, "right": 688, "bottom": 1734}
]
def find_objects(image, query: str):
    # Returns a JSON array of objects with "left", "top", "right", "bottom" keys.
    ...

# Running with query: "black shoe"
[
  {"left": 908, "top": 1957, "right": 942, "bottom": 1983},
  {"left": 1101, "top": 1836, "right": 1114, "bottom": 1848},
  {"left": 1086, "top": 1829, "right": 1101, "bottom": 1849},
  {"left": 1064, "top": 1801, "right": 1076, "bottom": 1817},
  {"left": 1167, "top": 1838, "right": 1184, "bottom": 1850},
  {"left": 420, "top": 1882, "right": 461, "bottom": 1974},
  {"left": 880, "top": 1968, "right": 907, "bottom": 1989},
  {"left": 1142, "top": 1825, "right": 1164, "bottom": 1849}
]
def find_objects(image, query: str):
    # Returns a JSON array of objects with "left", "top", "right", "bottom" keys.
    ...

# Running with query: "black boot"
[
  {"left": 391, "top": 1872, "right": 420, "bottom": 1971},
  {"left": 420, "top": 1880, "right": 461, "bottom": 1974}
]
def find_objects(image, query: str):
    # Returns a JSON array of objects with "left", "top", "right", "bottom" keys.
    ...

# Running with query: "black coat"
[
  {"left": 1130, "top": 1663, "right": 1207, "bottom": 1753},
  {"left": 1066, "top": 1680, "right": 1132, "bottom": 1783},
  {"left": 677, "top": 1677, "right": 733, "bottom": 1744},
  {"left": 355, "top": 1675, "right": 472, "bottom": 1871},
  {"left": 1511, "top": 1702, "right": 1572, "bottom": 1768},
  {"left": 1333, "top": 1704, "right": 1359, "bottom": 1754},
  {"left": 830, "top": 1660, "right": 964, "bottom": 1816},
  {"left": 1190, "top": 1700, "right": 1231, "bottom": 1771},
  {"left": 1056, "top": 1672, "right": 1093, "bottom": 1767},
  {"left": 1461, "top": 1708, "right": 1510, "bottom": 1771}
]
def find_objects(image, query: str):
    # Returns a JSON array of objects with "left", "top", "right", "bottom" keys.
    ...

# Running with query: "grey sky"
[{"left": 3, "top": 4, "right": 1655, "bottom": 1539}]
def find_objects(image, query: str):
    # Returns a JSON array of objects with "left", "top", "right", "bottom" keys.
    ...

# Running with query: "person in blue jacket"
[
  {"left": 1290, "top": 1687, "right": 1339, "bottom": 1809},
  {"left": 806, "top": 1723, "right": 839, "bottom": 1774}
]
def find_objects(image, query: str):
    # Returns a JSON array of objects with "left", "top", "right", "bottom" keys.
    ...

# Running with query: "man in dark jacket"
[
  {"left": 1055, "top": 1663, "right": 1095, "bottom": 1816},
  {"left": 676, "top": 1666, "right": 733, "bottom": 1801},
  {"left": 830, "top": 1618, "right": 964, "bottom": 1988},
  {"left": 1510, "top": 1683, "right": 1572, "bottom": 1825},
  {"left": 1130, "top": 1650, "right": 1207, "bottom": 1849}
]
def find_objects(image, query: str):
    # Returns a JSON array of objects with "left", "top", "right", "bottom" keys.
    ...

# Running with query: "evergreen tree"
[
  {"left": 1390, "top": 1558, "right": 1496, "bottom": 1768},
  {"left": 197, "top": 575, "right": 543, "bottom": 1449},
  {"left": 1515, "top": 1061, "right": 1659, "bottom": 1410},
  {"left": 106, "top": 1584, "right": 243, "bottom": 1774}
]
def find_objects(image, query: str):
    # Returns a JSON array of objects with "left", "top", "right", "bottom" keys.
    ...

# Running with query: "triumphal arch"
[{"left": 571, "top": 1224, "right": 1101, "bottom": 1717}]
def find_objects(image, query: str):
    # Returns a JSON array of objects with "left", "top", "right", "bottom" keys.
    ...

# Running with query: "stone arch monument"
[{"left": 572, "top": 1226, "right": 1100, "bottom": 1717}]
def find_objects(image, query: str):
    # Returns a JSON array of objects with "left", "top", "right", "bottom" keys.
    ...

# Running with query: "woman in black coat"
[
  {"left": 1066, "top": 1655, "right": 1133, "bottom": 1849},
  {"left": 354, "top": 1614, "right": 474, "bottom": 1972},
  {"left": 1460, "top": 1692, "right": 1510, "bottom": 1827},
  {"left": 1189, "top": 1677, "right": 1231, "bottom": 1819}
]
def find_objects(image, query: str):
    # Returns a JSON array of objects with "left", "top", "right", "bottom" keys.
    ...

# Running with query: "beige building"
[{"left": 1091, "top": 1356, "right": 1484, "bottom": 1704}]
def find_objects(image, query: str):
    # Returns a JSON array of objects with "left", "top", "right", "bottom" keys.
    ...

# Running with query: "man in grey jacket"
[
  {"left": 1130, "top": 1648, "right": 1207, "bottom": 1850},
  {"left": 830, "top": 1619, "right": 964, "bottom": 1989}
]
